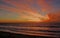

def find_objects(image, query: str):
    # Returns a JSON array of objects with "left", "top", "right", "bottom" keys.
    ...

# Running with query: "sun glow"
[
  {"left": 0, "top": 11, "right": 50, "bottom": 23},
  {"left": 22, "top": 11, "right": 50, "bottom": 22},
  {"left": 27, "top": 15, "right": 49, "bottom": 22}
]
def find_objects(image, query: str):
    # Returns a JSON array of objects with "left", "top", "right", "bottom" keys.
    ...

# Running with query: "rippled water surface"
[{"left": 0, "top": 22, "right": 60, "bottom": 38}]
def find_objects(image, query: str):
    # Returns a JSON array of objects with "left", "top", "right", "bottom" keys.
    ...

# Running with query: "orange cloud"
[
  {"left": 1, "top": 0, "right": 59, "bottom": 23},
  {"left": 48, "top": 11, "right": 60, "bottom": 22},
  {"left": 37, "top": 0, "right": 52, "bottom": 12}
]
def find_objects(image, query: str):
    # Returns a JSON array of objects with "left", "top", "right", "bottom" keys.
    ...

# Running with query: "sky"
[
  {"left": 0, "top": 0, "right": 60, "bottom": 37},
  {"left": 0, "top": 0, "right": 60, "bottom": 22}
]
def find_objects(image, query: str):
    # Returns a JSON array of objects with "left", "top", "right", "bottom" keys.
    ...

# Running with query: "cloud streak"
[{"left": 0, "top": 0, "right": 60, "bottom": 22}]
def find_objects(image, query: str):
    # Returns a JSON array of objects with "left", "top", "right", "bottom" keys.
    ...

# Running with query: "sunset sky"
[
  {"left": 0, "top": 0, "right": 60, "bottom": 37},
  {"left": 0, "top": 0, "right": 60, "bottom": 22}
]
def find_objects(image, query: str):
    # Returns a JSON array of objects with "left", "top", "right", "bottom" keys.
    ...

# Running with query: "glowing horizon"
[{"left": 0, "top": 0, "right": 60, "bottom": 22}]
